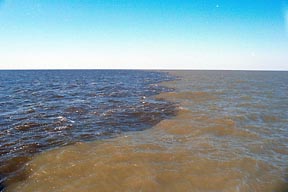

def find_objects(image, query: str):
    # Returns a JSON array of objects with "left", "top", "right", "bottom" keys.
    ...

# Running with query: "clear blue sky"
[{"left": 0, "top": 0, "right": 287, "bottom": 70}]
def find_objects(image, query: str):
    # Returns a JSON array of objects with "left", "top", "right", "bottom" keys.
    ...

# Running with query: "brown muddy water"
[{"left": 4, "top": 71, "right": 288, "bottom": 192}]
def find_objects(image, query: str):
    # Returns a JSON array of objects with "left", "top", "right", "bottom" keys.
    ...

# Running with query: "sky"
[{"left": 0, "top": 0, "right": 287, "bottom": 70}]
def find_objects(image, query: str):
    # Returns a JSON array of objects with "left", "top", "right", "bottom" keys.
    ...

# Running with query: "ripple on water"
[
  {"left": 4, "top": 131, "right": 285, "bottom": 192},
  {"left": 2, "top": 70, "right": 288, "bottom": 192},
  {"left": 0, "top": 70, "right": 176, "bottom": 190}
]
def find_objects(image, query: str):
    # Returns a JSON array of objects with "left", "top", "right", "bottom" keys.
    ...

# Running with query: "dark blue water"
[{"left": 0, "top": 70, "right": 176, "bottom": 187}]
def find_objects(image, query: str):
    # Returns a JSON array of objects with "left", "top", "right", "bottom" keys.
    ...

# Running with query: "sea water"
[
  {"left": 2, "top": 70, "right": 288, "bottom": 191},
  {"left": 0, "top": 70, "right": 175, "bottom": 191}
]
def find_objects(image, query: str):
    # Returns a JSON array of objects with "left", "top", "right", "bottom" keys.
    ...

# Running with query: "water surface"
[
  {"left": 3, "top": 70, "right": 288, "bottom": 191},
  {"left": 0, "top": 70, "right": 176, "bottom": 189}
]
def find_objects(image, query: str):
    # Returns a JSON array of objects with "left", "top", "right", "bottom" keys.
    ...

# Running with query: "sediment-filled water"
[
  {"left": 0, "top": 70, "right": 176, "bottom": 191},
  {"left": 2, "top": 70, "right": 288, "bottom": 191}
]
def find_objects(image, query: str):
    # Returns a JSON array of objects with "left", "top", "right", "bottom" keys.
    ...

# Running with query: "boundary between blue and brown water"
[{"left": 0, "top": 70, "right": 180, "bottom": 191}]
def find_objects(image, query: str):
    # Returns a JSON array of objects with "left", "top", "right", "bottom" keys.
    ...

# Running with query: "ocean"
[
  {"left": 1, "top": 70, "right": 288, "bottom": 191},
  {"left": 0, "top": 70, "right": 176, "bottom": 191}
]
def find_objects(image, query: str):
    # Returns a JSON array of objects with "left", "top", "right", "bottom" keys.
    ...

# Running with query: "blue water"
[
  {"left": 2, "top": 70, "right": 288, "bottom": 192},
  {"left": 0, "top": 70, "right": 176, "bottom": 186}
]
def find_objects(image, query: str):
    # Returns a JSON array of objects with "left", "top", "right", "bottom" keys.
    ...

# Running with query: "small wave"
[
  {"left": 2, "top": 70, "right": 287, "bottom": 192},
  {"left": 261, "top": 115, "right": 281, "bottom": 123},
  {"left": 4, "top": 133, "right": 282, "bottom": 192},
  {"left": 14, "top": 122, "right": 41, "bottom": 131},
  {"left": 64, "top": 106, "right": 88, "bottom": 114}
]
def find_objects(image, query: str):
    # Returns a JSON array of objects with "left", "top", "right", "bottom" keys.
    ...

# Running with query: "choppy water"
[
  {"left": 0, "top": 70, "right": 176, "bottom": 190},
  {"left": 2, "top": 70, "right": 288, "bottom": 192}
]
